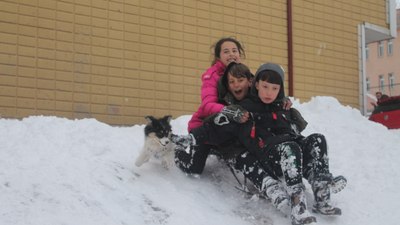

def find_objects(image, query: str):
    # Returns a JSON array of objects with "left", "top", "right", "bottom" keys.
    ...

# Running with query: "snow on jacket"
[{"left": 188, "top": 60, "right": 226, "bottom": 131}]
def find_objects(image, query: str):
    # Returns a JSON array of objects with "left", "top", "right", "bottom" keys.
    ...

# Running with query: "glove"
[
  {"left": 290, "top": 108, "right": 308, "bottom": 132},
  {"left": 282, "top": 97, "right": 293, "bottom": 110},
  {"left": 214, "top": 113, "right": 230, "bottom": 126},
  {"left": 220, "top": 105, "right": 247, "bottom": 123}
]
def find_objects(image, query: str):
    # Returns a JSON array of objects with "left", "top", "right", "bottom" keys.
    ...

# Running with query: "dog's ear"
[
  {"left": 144, "top": 116, "right": 155, "bottom": 124},
  {"left": 163, "top": 115, "right": 172, "bottom": 123}
]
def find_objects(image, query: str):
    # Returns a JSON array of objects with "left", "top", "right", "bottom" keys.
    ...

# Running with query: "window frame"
[
  {"left": 387, "top": 40, "right": 393, "bottom": 56},
  {"left": 378, "top": 41, "right": 384, "bottom": 57},
  {"left": 388, "top": 73, "right": 394, "bottom": 90},
  {"left": 379, "top": 74, "right": 384, "bottom": 91}
]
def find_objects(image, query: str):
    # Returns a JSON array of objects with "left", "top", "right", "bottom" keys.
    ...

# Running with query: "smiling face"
[
  {"left": 219, "top": 41, "right": 241, "bottom": 66},
  {"left": 227, "top": 73, "right": 251, "bottom": 101},
  {"left": 255, "top": 80, "right": 281, "bottom": 104}
]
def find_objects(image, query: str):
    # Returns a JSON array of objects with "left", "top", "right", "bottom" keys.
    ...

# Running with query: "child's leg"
[
  {"left": 270, "top": 141, "right": 303, "bottom": 186},
  {"left": 235, "top": 151, "right": 269, "bottom": 189},
  {"left": 190, "top": 121, "right": 247, "bottom": 145},
  {"left": 300, "top": 133, "right": 329, "bottom": 179},
  {"left": 174, "top": 143, "right": 211, "bottom": 175},
  {"left": 171, "top": 121, "right": 246, "bottom": 150},
  {"left": 300, "top": 133, "right": 346, "bottom": 191},
  {"left": 269, "top": 141, "right": 316, "bottom": 224},
  {"left": 235, "top": 151, "right": 290, "bottom": 213},
  {"left": 172, "top": 121, "right": 249, "bottom": 175},
  {"left": 299, "top": 133, "right": 343, "bottom": 215}
]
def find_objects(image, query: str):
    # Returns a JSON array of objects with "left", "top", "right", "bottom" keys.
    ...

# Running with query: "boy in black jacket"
[{"left": 237, "top": 63, "right": 346, "bottom": 225}]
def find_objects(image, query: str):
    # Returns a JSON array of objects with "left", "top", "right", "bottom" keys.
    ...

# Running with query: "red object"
[
  {"left": 187, "top": 60, "right": 226, "bottom": 132},
  {"left": 272, "top": 112, "right": 277, "bottom": 120},
  {"left": 369, "top": 110, "right": 400, "bottom": 129},
  {"left": 369, "top": 95, "right": 400, "bottom": 129},
  {"left": 250, "top": 122, "right": 256, "bottom": 138}
]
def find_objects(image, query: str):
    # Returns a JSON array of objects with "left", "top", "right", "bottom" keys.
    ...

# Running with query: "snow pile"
[{"left": 0, "top": 96, "right": 399, "bottom": 225}]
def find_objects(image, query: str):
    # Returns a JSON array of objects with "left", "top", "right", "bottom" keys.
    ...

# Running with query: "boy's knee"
[
  {"left": 283, "top": 141, "right": 302, "bottom": 156},
  {"left": 309, "top": 133, "right": 326, "bottom": 144}
]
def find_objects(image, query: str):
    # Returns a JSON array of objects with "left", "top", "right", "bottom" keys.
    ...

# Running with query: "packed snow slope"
[{"left": 0, "top": 96, "right": 399, "bottom": 225}]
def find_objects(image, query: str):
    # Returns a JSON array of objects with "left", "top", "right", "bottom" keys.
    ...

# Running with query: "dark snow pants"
[
  {"left": 175, "top": 121, "right": 330, "bottom": 189},
  {"left": 235, "top": 133, "right": 330, "bottom": 189},
  {"left": 232, "top": 140, "right": 304, "bottom": 190},
  {"left": 174, "top": 140, "right": 275, "bottom": 192},
  {"left": 174, "top": 120, "right": 259, "bottom": 175},
  {"left": 298, "top": 133, "right": 330, "bottom": 181},
  {"left": 174, "top": 142, "right": 212, "bottom": 174}
]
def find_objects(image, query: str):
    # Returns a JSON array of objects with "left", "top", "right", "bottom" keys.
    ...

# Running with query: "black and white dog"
[{"left": 135, "top": 115, "right": 175, "bottom": 169}]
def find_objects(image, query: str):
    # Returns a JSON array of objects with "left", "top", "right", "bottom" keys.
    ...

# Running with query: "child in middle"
[{"left": 173, "top": 62, "right": 291, "bottom": 213}]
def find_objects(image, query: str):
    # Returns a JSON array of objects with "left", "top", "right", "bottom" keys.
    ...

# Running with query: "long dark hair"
[{"left": 211, "top": 37, "right": 245, "bottom": 65}]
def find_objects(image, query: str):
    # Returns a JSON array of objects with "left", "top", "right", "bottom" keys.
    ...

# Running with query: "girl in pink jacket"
[{"left": 187, "top": 37, "right": 246, "bottom": 131}]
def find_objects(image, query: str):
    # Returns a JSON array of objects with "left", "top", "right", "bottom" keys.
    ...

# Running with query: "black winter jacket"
[{"left": 239, "top": 95, "right": 300, "bottom": 152}]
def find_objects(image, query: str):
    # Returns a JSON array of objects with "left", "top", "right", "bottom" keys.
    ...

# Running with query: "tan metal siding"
[
  {"left": 0, "top": 0, "right": 388, "bottom": 125},
  {"left": 292, "top": 0, "right": 386, "bottom": 105}
]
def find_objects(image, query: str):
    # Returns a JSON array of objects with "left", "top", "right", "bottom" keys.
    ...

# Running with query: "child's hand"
[
  {"left": 282, "top": 97, "right": 292, "bottom": 110},
  {"left": 221, "top": 105, "right": 247, "bottom": 123},
  {"left": 239, "top": 111, "right": 250, "bottom": 123}
]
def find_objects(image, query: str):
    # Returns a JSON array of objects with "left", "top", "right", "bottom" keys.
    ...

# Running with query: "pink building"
[{"left": 366, "top": 9, "right": 400, "bottom": 113}]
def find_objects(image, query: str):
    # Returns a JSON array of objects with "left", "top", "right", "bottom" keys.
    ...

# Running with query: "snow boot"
[
  {"left": 311, "top": 175, "right": 342, "bottom": 216},
  {"left": 329, "top": 175, "right": 347, "bottom": 194},
  {"left": 171, "top": 133, "right": 196, "bottom": 152},
  {"left": 262, "top": 176, "right": 290, "bottom": 214},
  {"left": 288, "top": 184, "right": 317, "bottom": 225}
]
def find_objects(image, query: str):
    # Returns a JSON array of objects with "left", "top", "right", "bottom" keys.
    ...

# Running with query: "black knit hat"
[{"left": 251, "top": 63, "right": 285, "bottom": 101}]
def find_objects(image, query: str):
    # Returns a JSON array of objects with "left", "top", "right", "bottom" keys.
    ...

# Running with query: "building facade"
[
  {"left": 0, "top": 0, "right": 395, "bottom": 125},
  {"left": 365, "top": 8, "right": 400, "bottom": 113}
]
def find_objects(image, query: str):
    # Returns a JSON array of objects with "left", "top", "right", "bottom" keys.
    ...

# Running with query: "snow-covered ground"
[{"left": 0, "top": 96, "right": 399, "bottom": 225}]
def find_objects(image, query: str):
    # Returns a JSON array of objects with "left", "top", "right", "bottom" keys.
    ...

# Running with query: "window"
[
  {"left": 387, "top": 40, "right": 393, "bottom": 56},
  {"left": 365, "top": 46, "right": 369, "bottom": 59},
  {"left": 389, "top": 73, "right": 395, "bottom": 90},
  {"left": 366, "top": 78, "right": 370, "bottom": 92},
  {"left": 378, "top": 41, "right": 384, "bottom": 57},
  {"left": 379, "top": 75, "right": 384, "bottom": 91}
]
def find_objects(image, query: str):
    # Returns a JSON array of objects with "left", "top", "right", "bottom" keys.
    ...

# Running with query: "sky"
[{"left": 0, "top": 96, "right": 400, "bottom": 225}]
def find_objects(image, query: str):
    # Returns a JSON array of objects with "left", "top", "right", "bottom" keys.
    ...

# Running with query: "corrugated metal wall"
[{"left": 0, "top": 0, "right": 387, "bottom": 125}]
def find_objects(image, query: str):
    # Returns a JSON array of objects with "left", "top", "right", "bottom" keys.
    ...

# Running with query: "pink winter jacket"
[{"left": 188, "top": 60, "right": 226, "bottom": 131}]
